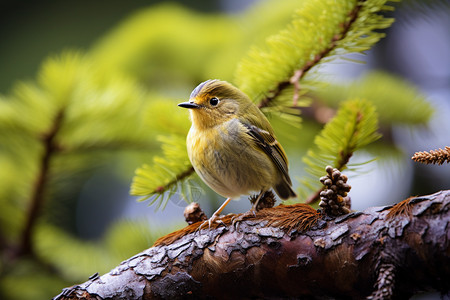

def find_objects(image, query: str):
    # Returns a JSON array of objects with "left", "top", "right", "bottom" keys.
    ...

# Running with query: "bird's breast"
[{"left": 187, "top": 120, "right": 276, "bottom": 198}]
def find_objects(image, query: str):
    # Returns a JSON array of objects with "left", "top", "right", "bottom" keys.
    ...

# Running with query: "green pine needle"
[
  {"left": 298, "top": 99, "right": 381, "bottom": 202},
  {"left": 130, "top": 135, "right": 196, "bottom": 210},
  {"left": 235, "top": 0, "right": 397, "bottom": 110}
]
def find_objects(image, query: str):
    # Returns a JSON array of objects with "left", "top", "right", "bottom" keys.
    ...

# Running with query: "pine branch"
[
  {"left": 17, "top": 110, "right": 65, "bottom": 257},
  {"left": 258, "top": 3, "right": 359, "bottom": 109},
  {"left": 412, "top": 146, "right": 450, "bottom": 165},
  {"left": 54, "top": 191, "right": 450, "bottom": 299},
  {"left": 2, "top": 52, "right": 163, "bottom": 259},
  {"left": 130, "top": 135, "right": 196, "bottom": 210},
  {"left": 236, "top": 0, "right": 396, "bottom": 109},
  {"left": 299, "top": 99, "right": 381, "bottom": 204},
  {"left": 159, "top": 166, "right": 195, "bottom": 193}
]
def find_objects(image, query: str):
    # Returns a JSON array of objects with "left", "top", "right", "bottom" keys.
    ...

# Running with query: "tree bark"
[{"left": 54, "top": 190, "right": 450, "bottom": 300}]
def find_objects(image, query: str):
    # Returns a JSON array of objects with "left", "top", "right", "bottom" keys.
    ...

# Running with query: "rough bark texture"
[{"left": 55, "top": 191, "right": 450, "bottom": 300}]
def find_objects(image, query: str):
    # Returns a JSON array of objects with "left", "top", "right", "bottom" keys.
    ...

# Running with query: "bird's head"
[{"left": 178, "top": 80, "right": 252, "bottom": 128}]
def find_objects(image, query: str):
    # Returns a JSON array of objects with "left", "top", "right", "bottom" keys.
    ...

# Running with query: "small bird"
[{"left": 178, "top": 80, "right": 296, "bottom": 228}]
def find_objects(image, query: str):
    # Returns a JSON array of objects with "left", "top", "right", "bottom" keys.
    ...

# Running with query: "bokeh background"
[{"left": 0, "top": 0, "right": 449, "bottom": 299}]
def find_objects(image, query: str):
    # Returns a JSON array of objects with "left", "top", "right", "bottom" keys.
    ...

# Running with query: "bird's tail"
[{"left": 274, "top": 180, "right": 297, "bottom": 200}]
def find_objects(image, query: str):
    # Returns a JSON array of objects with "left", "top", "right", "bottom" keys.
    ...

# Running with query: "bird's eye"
[{"left": 209, "top": 97, "right": 220, "bottom": 106}]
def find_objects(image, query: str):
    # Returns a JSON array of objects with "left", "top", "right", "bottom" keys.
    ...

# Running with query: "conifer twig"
[
  {"left": 17, "top": 110, "right": 64, "bottom": 257},
  {"left": 258, "top": 3, "right": 362, "bottom": 109},
  {"left": 303, "top": 99, "right": 380, "bottom": 205},
  {"left": 412, "top": 146, "right": 450, "bottom": 165},
  {"left": 305, "top": 124, "right": 357, "bottom": 205},
  {"left": 153, "top": 166, "right": 194, "bottom": 194},
  {"left": 290, "top": 70, "right": 303, "bottom": 107}
]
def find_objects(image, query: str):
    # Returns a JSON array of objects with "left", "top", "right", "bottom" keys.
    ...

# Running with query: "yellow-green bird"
[{"left": 178, "top": 80, "right": 296, "bottom": 227}]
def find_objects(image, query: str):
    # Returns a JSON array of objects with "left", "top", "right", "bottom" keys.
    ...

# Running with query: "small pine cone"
[
  {"left": 319, "top": 166, "right": 352, "bottom": 216},
  {"left": 332, "top": 170, "right": 341, "bottom": 181},
  {"left": 249, "top": 190, "right": 276, "bottom": 210},
  {"left": 184, "top": 203, "right": 207, "bottom": 225},
  {"left": 341, "top": 174, "right": 348, "bottom": 183},
  {"left": 325, "top": 165, "right": 334, "bottom": 174},
  {"left": 340, "top": 206, "right": 351, "bottom": 214}
]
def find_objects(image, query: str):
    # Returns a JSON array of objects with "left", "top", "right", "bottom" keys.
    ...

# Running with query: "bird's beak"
[{"left": 178, "top": 101, "right": 200, "bottom": 109}]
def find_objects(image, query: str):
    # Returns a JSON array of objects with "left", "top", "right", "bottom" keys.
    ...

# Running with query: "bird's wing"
[{"left": 242, "top": 123, "right": 292, "bottom": 184}]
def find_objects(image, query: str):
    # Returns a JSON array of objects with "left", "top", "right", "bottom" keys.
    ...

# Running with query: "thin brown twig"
[
  {"left": 290, "top": 70, "right": 303, "bottom": 107},
  {"left": 16, "top": 110, "right": 64, "bottom": 257},
  {"left": 154, "top": 166, "right": 195, "bottom": 194}
]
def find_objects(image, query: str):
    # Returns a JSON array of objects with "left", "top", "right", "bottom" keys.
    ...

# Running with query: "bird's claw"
[
  {"left": 195, "top": 214, "right": 226, "bottom": 233},
  {"left": 231, "top": 209, "right": 256, "bottom": 231}
]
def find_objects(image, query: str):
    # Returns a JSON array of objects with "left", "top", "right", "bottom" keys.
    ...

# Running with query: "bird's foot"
[
  {"left": 231, "top": 209, "right": 257, "bottom": 231},
  {"left": 196, "top": 198, "right": 231, "bottom": 232},
  {"left": 196, "top": 213, "right": 226, "bottom": 232}
]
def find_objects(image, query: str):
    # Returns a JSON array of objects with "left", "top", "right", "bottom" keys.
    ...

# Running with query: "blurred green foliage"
[
  {"left": 0, "top": 1, "right": 433, "bottom": 299},
  {"left": 312, "top": 71, "right": 433, "bottom": 125}
]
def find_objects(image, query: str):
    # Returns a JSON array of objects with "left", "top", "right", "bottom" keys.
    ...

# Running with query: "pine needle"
[
  {"left": 130, "top": 135, "right": 196, "bottom": 209},
  {"left": 298, "top": 99, "right": 381, "bottom": 202},
  {"left": 235, "top": 0, "right": 397, "bottom": 112}
]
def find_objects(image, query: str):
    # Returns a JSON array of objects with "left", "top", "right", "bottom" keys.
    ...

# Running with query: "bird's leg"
[
  {"left": 232, "top": 190, "right": 264, "bottom": 230},
  {"left": 250, "top": 190, "right": 265, "bottom": 213},
  {"left": 198, "top": 198, "right": 231, "bottom": 230}
]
